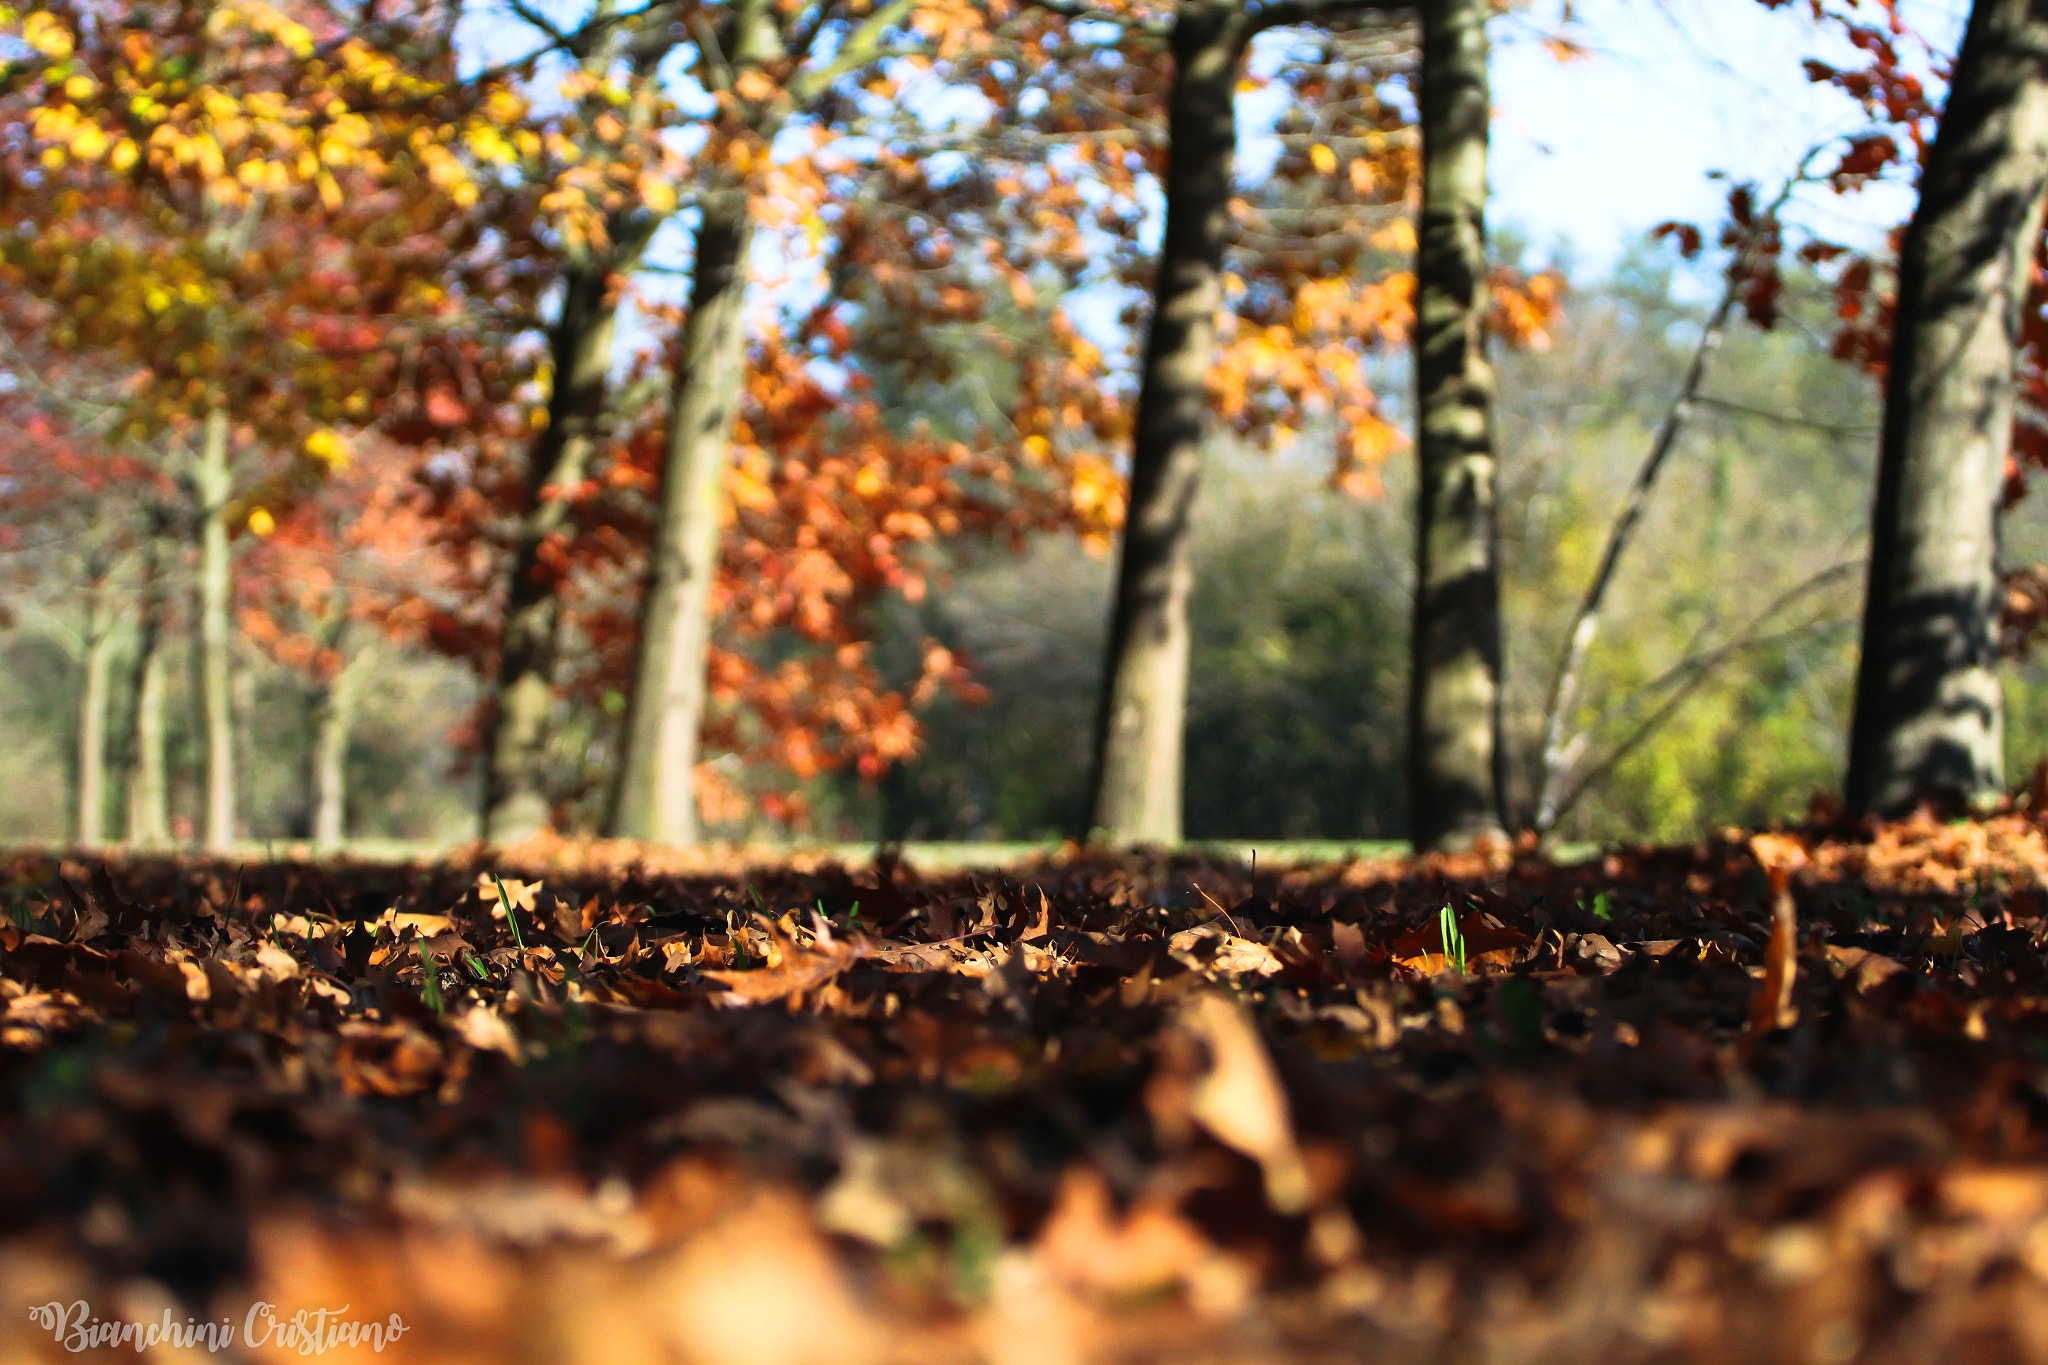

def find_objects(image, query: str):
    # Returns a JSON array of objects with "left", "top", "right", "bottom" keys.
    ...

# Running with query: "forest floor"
[{"left": 3, "top": 820, "right": 2048, "bottom": 1363}]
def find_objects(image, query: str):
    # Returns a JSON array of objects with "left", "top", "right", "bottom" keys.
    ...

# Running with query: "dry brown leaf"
[
  {"left": 1177, "top": 992, "right": 1310, "bottom": 1214},
  {"left": 1749, "top": 840, "right": 1800, "bottom": 1034},
  {"left": 702, "top": 934, "right": 861, "bottom": 1007},
  {"left": 1034, "top": 1165, "right": 1216, "bottom": 1297},
  {"left": 456, "top": 1004, "right": 522, "bottom": 1060}
]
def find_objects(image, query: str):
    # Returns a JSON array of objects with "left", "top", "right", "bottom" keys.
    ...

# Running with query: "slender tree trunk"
[
  {"left": 609, "top": 197, "right": 755, "bottom": 844},
  {"left": 312, "top": 653, "right": 359, "bottom": 853},
  {"left": 122, "top": 523, "right": 171, "bottom": 846},
  {"left": 482, "top": 260, "right": 628, "bottom": 840},
  {"left": 1082, "top": 3, "right": 1250, "bottom": 846},
  {"left": 128, "top": 642, "right": 170, "bottom": 845},
  {"left": 1408, "top": 0, "right": 1504, "bottom": 852},
  {"left": 1846, "top": 0, "right": 2048, "bottom": 817},
  {"left": 195, "top": 407, "right": 236, "bottom": 853},
  {"left": 75, "top": 590, "right": 116, "bottom": 848}
]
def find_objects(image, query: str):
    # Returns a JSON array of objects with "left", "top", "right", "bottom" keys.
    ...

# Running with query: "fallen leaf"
[{"left": 1177, "top": 992, "right": 1310, "bottom": 1214}]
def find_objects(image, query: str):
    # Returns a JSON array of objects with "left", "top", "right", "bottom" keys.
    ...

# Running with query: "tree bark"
[
  {"left": 196, "top": 406, "right": 236, "bottom": 853},
  {"left": 1408, "top": 0, "right": 1504, "bottom": 852},
  {"left": 121, "top": 522, "right": 171, "bottom": 846},
  {"left": 312, "top": 652, "right": 358, "bottom": 853},
  {"left": 127, "top": 642, "right": 170, "bottom": 846},
  {"left": 1082, "top": 2, "right": 1251, "bottom": 846},
  {"left": 481, "top": 259, "right": 629, "bottom": 840},
  {"left": 609, "top": 197, "right": 755, "bottom": 844},
  {"left": 74, "top": 588, "right": 116, "bottom": 848},
  {"left": 1845, "top": 0, "right": 2048, "bottom": 817}
]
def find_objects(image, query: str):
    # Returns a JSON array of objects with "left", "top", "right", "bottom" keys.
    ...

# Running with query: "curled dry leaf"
[
  {"left": 701, "top": 931, "right": 862, "bottom": 1007},
  {"left": 456, "top": 1004, "right": 522, "bottom": 1060},
  {"left": 1175, "top": 991, "right": 1311, "bottom": 1215},
  {"left": 1748, "top": 835, "right": 1801, "bottom": 1033},
  {"left": 1034, "top": 1164, "right": 1219, "bottom": 1299}
]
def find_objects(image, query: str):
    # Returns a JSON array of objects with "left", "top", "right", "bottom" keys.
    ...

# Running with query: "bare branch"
[
  {"left": 784, "top": 0, "right": 922, "bottom": 104},
  {"left": 1532, "top": 142, "right": 1831, "bottom": 834},
  {"left": 687, "top": 9, "right": 736, "bottom": 93},
  {"left": 1690, "top": 394, "right": 1879, "bottom": 437},
  {"left": 1248, "top": 0, "right": 1413, "bottom": 34},
  {"left": 502, "top": 0, "right": 572, "bottom": 48},
  {"left": 1545, "top": 561, "right": 1864, "bottom": 833},
  {"left": 459, "top": 0, "right": 675, "bottom": 87}
]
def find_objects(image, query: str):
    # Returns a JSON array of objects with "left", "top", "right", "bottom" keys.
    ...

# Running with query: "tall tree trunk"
[
  {"left": 128, "top": 645, "right": 170, "bottom": 846},
  {"left": 481, "top": 260, "right": 628, "bottom": 840},
  {"left": 1408, "top": 0, "right": 1504, "bottom": 852},
  {"left": 122, "top": 522, "right": 171, "bottom": 846},
  {"left": 1845, "top": 0, "right": 2048, "bottom": 817},
  {"left": 1082, "top": 3, "right": 1250, "bottom": 846},
  {"left": 196, "top": 407, "right": 236, "bottom": 853},
  {"left": 312, "top": 653, "right": 359, "bottom": 853},
  {"left": 609, "top": 197, "right": 755, "bottom": 844},
  {"left": 74, "top": 587, "right": 116, "bottom": 848}
]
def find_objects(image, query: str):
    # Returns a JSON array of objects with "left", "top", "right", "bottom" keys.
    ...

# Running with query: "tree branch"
[
  {"left": 789, "top": 0, "right": 924, "bottom": 103},
  {"left": 460, "top": 0, "right": 675, "bottom": 87},
  {"left": 1247, "top": 0, "right": 1414, "bottom": 34},
  {"left": 1544, "top": 560, "right": 1863, "bottom": 833},
  {"left": 502, "top": 0, "right": 571, "bottom": 49},
  {"left": 1690, "top": 394, "right": 1879, "bottom": 437},
  {"left": 1015, "top": 0, "right": 1172, "bottom": 38},
  {"left": 687, "top": 9, "right": 736, "bottom": 93},
  {"left": 1532, "top": 144, "right": 1829, "bottom": 834}
]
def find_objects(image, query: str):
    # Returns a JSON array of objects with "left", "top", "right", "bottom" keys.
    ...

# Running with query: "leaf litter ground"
[{"left": 8, "top": 819, "right": 2048, "bottom": 1362}]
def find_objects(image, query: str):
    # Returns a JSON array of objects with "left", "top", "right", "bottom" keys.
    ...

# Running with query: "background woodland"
[{"left": 0, "top": 0, "right": 2016, "bottom": 853}]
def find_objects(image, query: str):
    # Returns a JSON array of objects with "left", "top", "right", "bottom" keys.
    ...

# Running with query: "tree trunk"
[
  {"left": 481, "top": 260, "right": 628, "bottom": 840},
  {"left": 312, "top": 653, "right": 359, "bottom": 853},
  {"left": 609, "top": 197, "right": 755, "bottom": 844},
  {"left": 196, "top": 407, "right": 236, "bottom": 853},
  {"left": 1408, "top": 0, "right": 1504, "bottom": 853},
  {"left": 128, "top": 643, "right": 170, "bottom": 846},
  {"left": 1082, "top": 3, "right": 1250, "bottom": 846},
  {"left": 74, "top": 597, "right": 116, "bottom": 848},
  {"left": 1845, "top": 0, "right": 2048, "bottom": 817},
  {"left": 122, "top": 522, "right": 171, "bottom": 846}
]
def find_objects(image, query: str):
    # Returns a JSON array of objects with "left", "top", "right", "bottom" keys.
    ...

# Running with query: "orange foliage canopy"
[{"left": 0, "top": 0, "right": 1558, "bottom": 831}]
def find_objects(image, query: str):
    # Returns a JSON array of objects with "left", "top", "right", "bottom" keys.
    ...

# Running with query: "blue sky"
[
  {"left": 463, "top": 0, "right": 1975, "bottom": 349},
  {"left": 1490, "top": 0, "right": 1966, "bottom": 276}
]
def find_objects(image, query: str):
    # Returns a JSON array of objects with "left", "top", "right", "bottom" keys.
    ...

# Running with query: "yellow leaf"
[
  {"left": 1309, "top": 144, "right": 1337, "bottom": 175},
  {"left": 727, "top": 465, "right": 776, "bottom": 512},
  {"left": 108, "top": 138, "right": 138, "bottom": 172},
  {"left": 68, "top": 122, "right": 106, "bottom": 162},
  {"left": 302, "top": 429, "right": 349, "bottom": 470},
  {"left": 22, "top": 11, "right": 72, "bottom": 59},
  {"left": 246, "top": 507, "right": 276, "bottom": 537}
]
